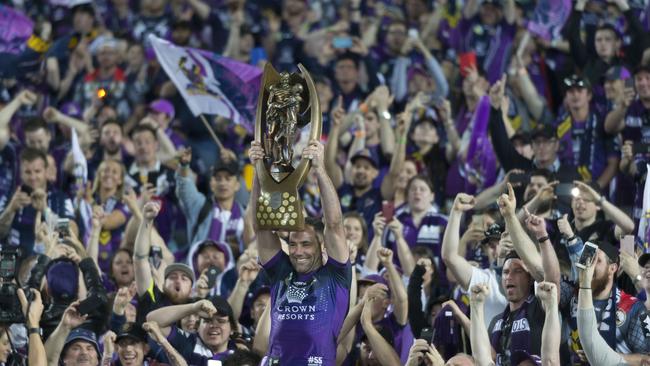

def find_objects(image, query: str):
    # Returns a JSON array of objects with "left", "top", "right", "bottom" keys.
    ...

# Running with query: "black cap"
[
  {"left": 116, "top": 322, "right": 147, "bottom": 343},
  {"left": 638, "top": 253, "right": 650, "bottom": 267},
  {"left": 531, "top": 124, "right": 557, "bottom": 140},
  {"left": 208, "top": 296, "right": 237, "bottom": 328},
  {"left": 510, "top": 130, "right": 531, "bottom": 144},
  {"left": 634, "top": 64, "right": 650, "bottom": 76},
  {"left": 597, "top": 241, "right": 620, "bottom": 264},
  {"left": 604, "top": 65, "right": 632, "bottom": 81},
  {"left": 563, "top": 74, "right": 590, "bottom": 90},
  {"left": 350, "top": 149, "right": 379, "bottom": 169},
  {"left": 212, "top": 158, "right": 240, "bottom": 176},
  {"left": 481, "top": 223, "right": 503, "bottom": 245}
]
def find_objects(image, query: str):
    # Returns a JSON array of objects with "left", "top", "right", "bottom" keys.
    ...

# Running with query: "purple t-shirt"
[
  {"left": 383, "top": 205, "right": 449, "bottom": 284},
  {"left": 262, "top": 251, "right": 351, "bottom": 366},
  {"left": 96, "top": 197, "right": 131, "bottom": 273}
]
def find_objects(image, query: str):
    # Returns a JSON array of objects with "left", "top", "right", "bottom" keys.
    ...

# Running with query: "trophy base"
[{"left": 256, "top": 190, "right": 304, "bottom": 231}]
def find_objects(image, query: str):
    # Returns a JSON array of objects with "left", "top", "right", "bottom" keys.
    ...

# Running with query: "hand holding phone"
[
  {"left": 382, "top": 201, "right": 394, "bottom": 223},
  {"left": 621, "top": 235, "right": 635, "bottom": 256},
  {"left": 576, "top": 241, "right": 598, "bottom": 269},
  {"left": 205, "top": 265, "right": 222, "bottom": 289}
]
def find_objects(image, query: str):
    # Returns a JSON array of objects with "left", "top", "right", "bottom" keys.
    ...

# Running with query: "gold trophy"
[{"left": 254, "top": 63, "right": 322, "bottom": 231}]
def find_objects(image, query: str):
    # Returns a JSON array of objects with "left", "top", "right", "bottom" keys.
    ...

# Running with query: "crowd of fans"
[{"left": 1, "top": 0, "right": 650, "bottom": 365}]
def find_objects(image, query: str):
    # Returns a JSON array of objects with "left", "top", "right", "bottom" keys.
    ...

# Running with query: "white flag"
[
  {"left": 149, "top": 35, "right": 261, "bottom": 130},
  {"left": 70, "top": 128, "right": 87, "bottom": 184}
]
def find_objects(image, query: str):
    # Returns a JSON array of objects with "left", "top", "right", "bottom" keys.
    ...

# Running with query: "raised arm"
[
  {"left": 133, "top": 201, "right": 158, "bottom": 296},
  {"left": 378, "top": 248, "right": 408, "bottom": 325},
  {"left": 574, "top": 181, "right": 634, "bottom": 235},
  {"left": 381, "top": 111, "right": 411, "bottom": 200},
  {"left": 363, "top": 214, "right": 385, "bottom": 272},
  {"left": 536, "top": 282, "right": 561, "bottom": 366},
  {"left": 360, "top": 297, "right": 402, "bottom": 366},
  {"left": 146, "top": 299, "right": 216, "bottom": 337},
  {"left": 306, "top": 140, "right": 348, "bottom": 263},
  {"left": 249, "top": 141, "right": 282, "bottom": 264},
  {"left": 325, "top": 97, "right": 345, "bottom": 189},
  {"left": 525, "top": 209, "right": 561, "bottom": 293},
  {"left": 577, "top": 259, "right": 627, "bottom": 365},
  {"left": 186, "top": 0, "right": 210, "bottom": 20},
  {"left": 463, "top": 0, "right": 480, "bottom": 19},
  {"left": 386, "top": 218, "right": 415, "bottom": 276},
  {"left": 498, "top": 183, "right": 545, "bottom": 282},
  {"left": 227, "top": 259, "right": 260, "bottom": 320},
  {"left": 44, "top": 301, "right": 88, "bottom": 366},
  {"left": 0, "top": 90, "right": 37, "bottom": 147},
  {"left": 18, "top": 289, "right": 46, "bottom": 366},
  {"left": 144, "top": 321, "right": 188, "bottom": 366},
  {"left": 441, "top": 194, "right": 478, "bottom": 290},
  {"left": 469, "top": 284, "right": 496, "bottom": 366}
]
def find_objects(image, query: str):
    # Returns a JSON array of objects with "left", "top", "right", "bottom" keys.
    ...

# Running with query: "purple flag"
[
  {"left": 527, "top": 0, "right": 572, "bottom": 41},
  {"left": 464, "top": 96, "right": 498, "bottom": 191},
  {"left": 0, "top": 5, "right": 34, "bottom": 55},
  {"left": 150, "top": 35, "right": 261, "bottom": 132}
]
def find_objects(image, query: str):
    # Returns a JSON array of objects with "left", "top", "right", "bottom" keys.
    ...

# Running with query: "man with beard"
[
  {"left": 133, "top": 201, "right": 194, "bottom": 324},
  {"left": 325, "top": 147, "right": 383, "bottom": 239},
  {"left": 566, "top": 241, "right": 637, "bottom": 364},
  {"left": 248, "top": 139, "right": 351, "bottom": 365},
  {"left": 485, "top": 183, "right": 561, "bottom": 365}
]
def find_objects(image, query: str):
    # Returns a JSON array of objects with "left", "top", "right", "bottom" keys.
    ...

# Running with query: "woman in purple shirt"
[{"left": 90, "top": 159, "right": 131, "bottom": 273}]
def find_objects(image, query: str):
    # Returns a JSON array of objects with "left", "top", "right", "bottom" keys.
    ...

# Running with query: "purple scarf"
[
  {"left": 207, "top": 201, "right": 244, "bottom": 252},
  {"left": 464, "top": 96, "right": 498, "bottom": 192}
]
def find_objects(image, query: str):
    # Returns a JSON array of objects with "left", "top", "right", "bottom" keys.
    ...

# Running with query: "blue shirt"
[
  {"left": 263, "top": 251, "right": 352, "bottom": 366},
  {"left": 338, "top": 184, "right": 382, "bottom": 241}
]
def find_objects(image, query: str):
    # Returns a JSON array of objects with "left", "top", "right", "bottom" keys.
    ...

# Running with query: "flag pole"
[{"left": 199, "top": 114, "right": 224, "bottom": 150}]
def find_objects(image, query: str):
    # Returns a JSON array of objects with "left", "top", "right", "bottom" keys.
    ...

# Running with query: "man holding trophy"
[{"left": 249, "top": 63, "right": 351, "bottom": 365}]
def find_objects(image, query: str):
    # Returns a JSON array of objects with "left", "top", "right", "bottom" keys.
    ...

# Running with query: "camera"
[{"left": 0, "top": 248, "right": 25, "bottom": 324}]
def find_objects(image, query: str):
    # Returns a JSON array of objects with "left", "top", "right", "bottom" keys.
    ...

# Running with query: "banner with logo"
[
  {"left": 149, "top": 35, "right": 261, "bottom": 132},
  {"left": 0, "top": 5, "right": 34, "bottom": 55},
  {"left": 526, "top": 0, "right": 572, "bottom": 41}
]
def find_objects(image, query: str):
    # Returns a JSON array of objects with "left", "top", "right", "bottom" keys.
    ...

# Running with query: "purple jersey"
[
  {"left": 383, "top": 205, "right": 448, "bottom": 283},
  {"left": 262, "top": 251, "right": 351, "bottom": 366},
  {"left": 554, "top": 109, "right": 620, "bottom": 182}
]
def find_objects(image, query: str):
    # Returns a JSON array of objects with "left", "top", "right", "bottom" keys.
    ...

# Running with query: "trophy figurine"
[{"left": 254, "top": 63, "right": 322, "bottom": 231}]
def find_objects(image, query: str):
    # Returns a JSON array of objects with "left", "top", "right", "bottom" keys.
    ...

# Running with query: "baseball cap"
[
  {"left": 197, "top": 239, "right": 231, "bottom": 264},
  {"left": 481, "top": 223, "right": 504, "bottom": 245},
  {"left": 634, "top": 64, "right": 650, "bottom": 76},
  {"left": 212, "top": 158, "right": 240, "bottom": 176},
  {"left": 597, "top": 241, "right": 620, "bottom": 264},
  {"left": 510, "top": 130, "right": 531, "bottom": 145},
  {"left": 70, "top": 1, "right": 94, "bottom": 15},
  {"left": 357, "top": 274, "right": 388, "bottom": 287},
  {"left": 115, "top": 322, "right": 147, "bottom": 343},
  {"left": 63, "top": 328, "right": 100, "bottom": 356},
  {"left": 208, "top": 296, "right": 237, "bottom": 328},
  {"left": 165, "top": 263, "right": 196, "bottom": 283},
  {"left": 563, "top": 74, "right": 590, "bottom": 90},
  {"left": 531, "top": 124, "right": 558, "bottom": 140},
  {"left": 251, "top": 286, "right": 271, "bottom": 303},
  {"left": 604, "top": 65, "right": 631, "bottom": 82},
  {"left": 638, "top": 253, "right": 650, "bottom": 267},
  {"left": 350, "top": 149, "right": 379, "bottom": 169},
  {"left": 149, "top": 99, "right": 175, "bottom": 120}
]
